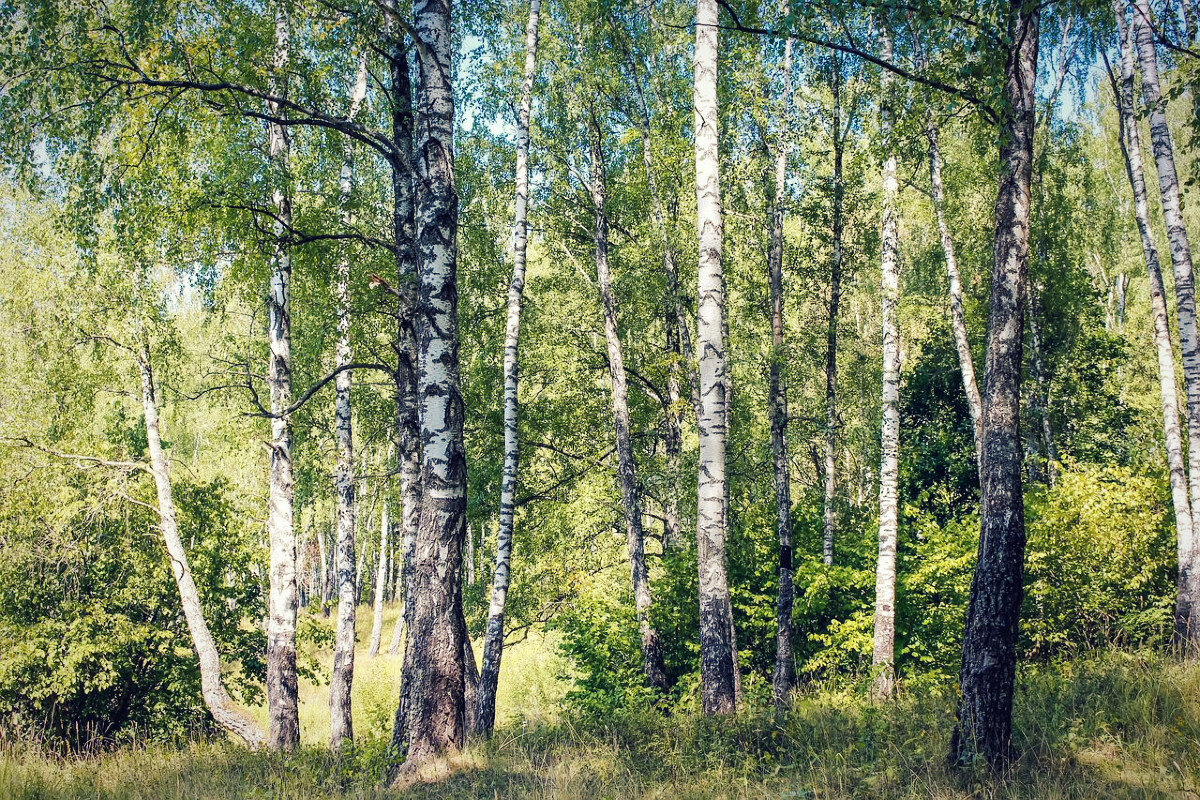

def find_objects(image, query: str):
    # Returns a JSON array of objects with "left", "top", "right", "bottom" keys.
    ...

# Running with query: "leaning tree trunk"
[
  {"left": 824, "top": 55, "right": 843, "bottom": 568},
  {"left": 391, "top": 0, "right": 469, "bottom": 772},
  {"left": 1132, "top": 0, "right": 1200, "bottom": 650},
  {"left": 694, "top": 0, "right": 738, "bottom": 715},
  {"left": 137, "top": 352, "right": 267, "bottom": 749},
  {"left": 368, "top": 502, "right": 390, "bottom": 657},
  {"left": 264, "top": 0, "right": 299, "bottom": 752},
  {"left": 927, "top": 122, "right": 984, "bottom": 469},
  {"left": 589, "top": 117, "right": 669, "bottom": 694},
  {"left": 870, "top": 25, "right": 901, "bottom": 702},
  {"left": 476, "top": 0, "right": 540, "bottom": 738},
  {"left": 768, "top": 21, "right": 796, "bottom": 709},
  {"left": 329, "top": 51, "right": 368, "bottom": 750},
  {"left": 949, "top": 0, "right": 1038, "bottom": 770},
  {"left": 1113, "top": 0, "right": 1200, "bottom": 648}
]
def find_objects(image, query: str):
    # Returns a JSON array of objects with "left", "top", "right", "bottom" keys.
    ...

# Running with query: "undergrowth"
[{"left": 3, "top": 650, "right": 1199, "bottom": 799}]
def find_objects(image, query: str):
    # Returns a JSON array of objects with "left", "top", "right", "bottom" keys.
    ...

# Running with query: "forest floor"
[{"left": 4, "top": 611, "right": 1200, "bottom": 799}]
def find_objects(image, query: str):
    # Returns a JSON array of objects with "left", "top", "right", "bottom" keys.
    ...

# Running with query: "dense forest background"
[{"left": 3, "top": 0, "right": 1200, "bottom": 793}]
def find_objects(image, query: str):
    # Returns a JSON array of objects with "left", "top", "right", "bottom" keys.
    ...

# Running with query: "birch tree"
[
  {"left": 264, "top": 0, "right": 299, "bottom": 751},
  {"left": 823, "top": 54, "right": 845, "bottom": 568},
  {"left": 391, "top": 0, "right": 470, "bottom": 770},
  {"left": 329, "top": 50, "right": 369, "bottom": 751},
  {"left": 1110, "top": 0, "right": 1200, "bottom": 648},
  {"left": 694, "top": 0, "right": 738, "bottom": 715},
  {"left": 870, "top": 22, "right": 901, "bottom": 702},
  {"left": 1130, "top": 0, "right": 1200, "bottom": 649},
  {"left": 137, "top": 347, "right": 268, "bottom": 749},
  {"left": 477, "top": 0, "right": 541, "bottom": 737}
]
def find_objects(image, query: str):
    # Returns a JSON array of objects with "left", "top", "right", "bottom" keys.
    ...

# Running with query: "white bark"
[
  {"left": 264, "top": 0, "right": 298, "bottom": 751},
  {"left": 870, "top": 25, "right": 901, "bottom": 702},
  {"left": 329, "top": 50, "right": 368, "bottom": 750},
  {"left": 138, "top": 353, "right": 267, "bottom": 749},
  {"left": 476, "top": 0, "right": 540, "bottom": 737},
  {"left": 1115, "top": 0, "right": 1200, "bottom": 646},
  {"left": 694, "top": 0, "right": 737, "bottom": 715}
]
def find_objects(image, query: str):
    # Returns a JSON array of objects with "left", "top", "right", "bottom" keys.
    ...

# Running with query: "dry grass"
[{"left": 4, "top": 629, "right": 1200, "bottom": 799}]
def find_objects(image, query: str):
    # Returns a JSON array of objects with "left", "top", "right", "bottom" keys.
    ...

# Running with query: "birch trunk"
[
  {"left": 590, "top": 118, "right": 669, "bottom": 694},
  {"left": 368, "top": 503, "right": 390, "bottom": 657},
  {"left": 870, "top": 26, "right": 901, "bottom": 701},
  {"left": 694, "top": 0, "right": 737, "bottom": 715},
  {"left": 950, "top": 0, "right": 1037, "bottom": 769},
  {"left": 264, "top": 0, "right": 299, "bottom": 752},
  {"left": 824, "top": 57, "right": 843, "bottom": 568},
  {"left": 392, "top": 0, "right": 468, "bottom": 770},
  {"left": 1114, "top": 1, "right": 1200, "bottom": 648},
  {"left": 383, "top": 5, "right": 423, "bottom": 666},
  {"left": 317, "top": 516, "right": 330, "bottom": 615},
  {"left": 137, "top": 353, "right": 267, "bottom": 749},
  {"left": 768, "top": 22, "right": 796, "bottom": 709},
  {"left": 476, "top": 0, "right": 540, "bottom": 738},
  {"left": 329, "top": 51, "right": 369, "bottom": 750},
  {"left": 633, "top": 83, "right": 693, "bottom": 548},
  {"left": 927, "top": 122, "right": 984, "bottom": 469},
  {"left": 1132, "top": 0, "right": 1200, "bottom": 641}
]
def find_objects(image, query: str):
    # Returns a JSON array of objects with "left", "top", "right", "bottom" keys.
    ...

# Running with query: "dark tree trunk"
[
  {"left": 950, "top": 0, "right": 1038, "bottom": 770},
  {"left": 391, "top": 0, "right": 468, "bottom": 772}
]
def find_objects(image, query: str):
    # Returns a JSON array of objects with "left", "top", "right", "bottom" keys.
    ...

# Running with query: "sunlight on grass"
[{"left": 5, "top": 649, "right": 1200, "bottom": 799}]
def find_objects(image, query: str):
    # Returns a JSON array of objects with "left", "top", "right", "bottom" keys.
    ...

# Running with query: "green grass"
[{"left": 5, "top": 632, "right": 1200, "bottom": 798}]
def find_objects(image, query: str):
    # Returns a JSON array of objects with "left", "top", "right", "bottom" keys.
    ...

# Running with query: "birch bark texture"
[
  {"left": 264, "top": 0, "right": 299, "bottom": 752},
  {"left": 589, "top": 116, "right": 669, "bottom": 694},
  {"left": 870, "top": 24, "right": 901, "bottom": 702},
  {"left": 329, "top": 51, "right": 368, "bottom": 750},
  {"left": 950, "top": 0, "right": 1038, "bottom": 769},
  {"left": 1113, "top": 0, "right": 1200, "bottom": 647},
  {"left": 768, "top": 20, "right": 796, "bottom": 709},
  {"left": 138, "top": 353, "right": 267, "bottom": 749},
  {"left": 392, "top": 0, "right": 469, "bottom": 770},
  {"left": 1131, "top": 0, "right": 1200, "bottom": 647},
  {"left": 476, "top": 0, "right": 540, "bottom": 737},
  {"left": 694, "top": 0, "right": 738, "bottom": 715}
]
